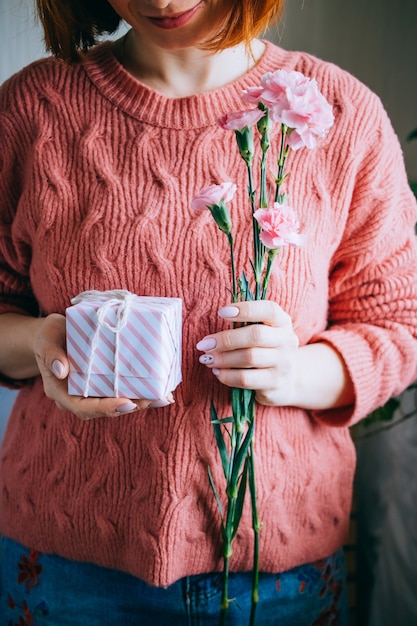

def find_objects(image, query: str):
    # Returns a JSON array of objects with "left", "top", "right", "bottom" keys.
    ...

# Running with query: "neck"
[{"left": 114, "top": 30, "right": 265, "bottom": 98}]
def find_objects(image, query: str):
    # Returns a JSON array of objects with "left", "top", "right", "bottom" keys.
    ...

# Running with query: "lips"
[{"left": 146, "top": 2, "right": 203, "bottom": 29}]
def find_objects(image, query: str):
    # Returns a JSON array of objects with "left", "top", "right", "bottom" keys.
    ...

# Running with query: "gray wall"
[
  {"left": 0, "top": 0, "right": 44, "bottom": 82},
  {"left": 270, "top": 0, "right": 417, "bottom": 180}
]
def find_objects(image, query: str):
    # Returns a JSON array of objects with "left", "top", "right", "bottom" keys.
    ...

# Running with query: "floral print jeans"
[{"left": 0, "top": 537, "right": 348, "bottom": 626}]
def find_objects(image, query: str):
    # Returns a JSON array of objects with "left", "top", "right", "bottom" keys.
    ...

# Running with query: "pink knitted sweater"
[{"left": 1, "top": 41, "right": 416, "bottom": 587}]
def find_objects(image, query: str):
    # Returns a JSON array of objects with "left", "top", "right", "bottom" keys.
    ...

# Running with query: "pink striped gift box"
[{"left": 66, "top": 290, "right": 182, "bottom": 400}]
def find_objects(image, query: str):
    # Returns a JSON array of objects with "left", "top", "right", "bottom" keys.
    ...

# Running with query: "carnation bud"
[
  {"left": 209, "top": 200, "right": 233, "bottom": 235},
  {"left": 257, "top": 105, "right": 273, "bottom": 153},
  {"left": 234, "top": 127, "right": 255, "bottom": 166}
]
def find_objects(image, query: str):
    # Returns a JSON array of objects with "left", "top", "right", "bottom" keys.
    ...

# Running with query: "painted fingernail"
[
  {"left": 196, "top": 337, "right": 217, "bottom": 351},
  {"left": 116, "top": 401, "right": 137, "bottom": 414},
  {"left": 52, "top": 360, "right": 65, "bottom": 378},
  {"left": 219, "top": 306, "right": 239, "bottom": 318},
  {"left": 148, "top": 398, "right": 174, "bottom": 408},
  {"left": 212, "top": 368, "right": 220, "bottom": 376},
  {"left": 199, "top": 354, "right": 214, "bottom": 365}
]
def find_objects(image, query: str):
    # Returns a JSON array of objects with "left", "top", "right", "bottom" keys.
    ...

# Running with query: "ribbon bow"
[{"left": 71, "top": 290, "right": 136, "bottom": 397}]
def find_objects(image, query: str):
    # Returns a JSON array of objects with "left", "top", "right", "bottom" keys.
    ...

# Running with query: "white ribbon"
[{"left": 71, "top": 290, "right": 136, "bottom": 397}]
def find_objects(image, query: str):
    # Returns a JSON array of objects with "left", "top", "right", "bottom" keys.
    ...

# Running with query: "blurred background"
[{"left": 1, "top": 0, "right": 416, "bottom": 624}]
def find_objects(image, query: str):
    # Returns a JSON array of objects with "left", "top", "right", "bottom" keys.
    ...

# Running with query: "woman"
[{"left": 0, "top": 1, "right": 416, "bottom": 624}]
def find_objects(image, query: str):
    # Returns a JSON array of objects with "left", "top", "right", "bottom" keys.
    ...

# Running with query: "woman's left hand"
[{"left": 196, "top": 301, "right": 299, "bottom": 407}]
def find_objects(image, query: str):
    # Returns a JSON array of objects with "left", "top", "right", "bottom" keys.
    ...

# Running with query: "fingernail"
[
  {"left": 199, "top": 354, "right": 214, "bottom": 365},
  {"left": 219, "top": 306, "right": 239, "bottom": 318},
  {"left": 196, "top": 337, "right": 217, "bottom": 351},
  {"left": 148, "top": 399, "right": 174, "bottom": 408},
  {"left": 116, "top": 401, "right": 137, "bottom": 414},
  {"left": 52, "top": 360, "right": 65, "bottom": 378},
  {"left": 212, "top": 368, "right": 220, "bottom": 376}
]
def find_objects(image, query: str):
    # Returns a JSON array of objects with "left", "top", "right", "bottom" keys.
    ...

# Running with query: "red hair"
[
  {"left": 36, "top": 0, "right": 285, "bottom": 62},
  {"left": 206, "top": 0, "right": 285, "bottom": 51}
]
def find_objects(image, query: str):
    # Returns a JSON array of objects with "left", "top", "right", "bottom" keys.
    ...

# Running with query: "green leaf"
[
  {"left": 361, "top": 396, "right": 400, "bottom": 427},
  {"left": 409, "top": 181, "right": 417, "bottom": 199},
  {"left": 243, "top": 389, "right": 255, "bottom": 417},
  {"left": 211, "top": 401, "right": 230, "bottom": 480},
  {"left": 406, "top": 128, "right": 417, "bottom": 142},
  {"left": 231, "top": 388, "right": 255, "bottom": 429},
  {"left": 208, "top": 466, "right": 224, "bottom": 520},
  {"left": 232, "top": 459, "right": 249, "bottom": 539},
  {"left": 231, "top": 388, "right": 243, "bottom": 426},
  {"left": 231, "top": 418, "right": 255, "bottom": 486},
  {"left": 247, "top": 450, "right": 262, "bottom": 531},
  {"left": 239, "top": 271, "right": 255, "bottom": 301},
  {"left": 211, "top": 417, "right": 234, "bottom": 425}
]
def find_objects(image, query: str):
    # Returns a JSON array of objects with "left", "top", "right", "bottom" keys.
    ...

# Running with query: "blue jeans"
[{"left": 0, "top": 537, "right": 348, "bottom": 625}]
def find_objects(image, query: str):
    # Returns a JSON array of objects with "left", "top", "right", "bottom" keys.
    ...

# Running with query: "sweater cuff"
[{"left": 309, "top": 328, "right": 382, "bottom": 427}]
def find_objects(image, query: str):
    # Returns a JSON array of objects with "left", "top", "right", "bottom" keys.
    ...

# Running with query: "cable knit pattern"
[{"left": 0, "top": 41, "right": 417, "bottom": 586}]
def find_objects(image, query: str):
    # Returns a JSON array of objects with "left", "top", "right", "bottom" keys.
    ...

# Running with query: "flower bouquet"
[{"left": 192, "top": 69, "right": 334, "bottom": 625}]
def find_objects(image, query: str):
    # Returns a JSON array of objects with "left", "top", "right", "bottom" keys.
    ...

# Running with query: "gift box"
[{"left": 66, "top": 290, "right": 182, "bottom": 400}]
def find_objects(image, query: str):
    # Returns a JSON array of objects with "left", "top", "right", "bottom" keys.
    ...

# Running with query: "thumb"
[{"left": 51, "top": 358, "right": 69, "bottom": 380}]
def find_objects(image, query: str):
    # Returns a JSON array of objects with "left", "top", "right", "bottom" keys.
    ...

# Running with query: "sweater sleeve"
[
  {"left": 0, "top": 75, "right": 40, "bottom": 388},
  {"left": 311, "top": 94, "right": 417, "bottom": 426}
]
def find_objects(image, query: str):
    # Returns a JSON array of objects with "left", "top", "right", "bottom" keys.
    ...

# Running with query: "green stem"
[
  {"left": 259, "top": 149, "right": 268, "bottom": 209},
  {"left": 219, "top": 405, "right": 244, "bottom": 622},
  {"left": 247, "top": 163, "right": 256, "bottom": 216},
  {"left": 246, "top": 164, "right": 263, "bottom": 300},
  {"left": 256, "top": 149, "right": 268, "bottom": 300},
  {"left": 248, "top": 440, "right": 260, "bottom": 626},
  {"left": 220, "top": 389, "right": 256, "bottom": 624},
  {"left": 227, "top": 233, "right": 237, "bottom": 302},
  {"left": 247, "top": 163, "right": 258, "bottom": 253},
  {"left": 258, "top": 103, "right": 271, "bottom": 210},
  {"left": 219, "top": 491, "right": 238, "bottom": 620},
  {"left": 275, "top": 125, "right": 289, "bottom": 202},
  {"left": 261, "top": 250, "right": 279, "bottom": 300},
  {"left": 220, "top": 538, "right": 232, "bottom": 626}
]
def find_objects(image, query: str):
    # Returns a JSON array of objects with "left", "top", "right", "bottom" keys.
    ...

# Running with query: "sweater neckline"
[{"left": 82, "top": 40, "right": 286, "bottom": 129}]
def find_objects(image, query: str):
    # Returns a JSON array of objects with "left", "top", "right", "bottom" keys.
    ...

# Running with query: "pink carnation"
[
  {"left": 262, "top": 70, "right": 334, "bottom": 150},
  {"left": 241, "top": 86, "right": 264, "bottom": 105},
  {"left": 217, "top": 108, "right": 265, "bottom": 131},
  {"left": 241, "top": 69, "right": 334, "bottom": 150},
  {"left": 272, "top": 79, "right": 334, "bottom": 149},
  {"left": 260, "top": 70, "right": 311, "bottom": 106},
  {"left": 253, "top": 202, "right": 305, "bottom": 249},
  {"left": 191, "top": 182, "right": 237, "bottom": 211}
]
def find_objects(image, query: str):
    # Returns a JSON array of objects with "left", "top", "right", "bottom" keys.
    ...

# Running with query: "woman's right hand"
[{"left": 34, "top": 313, "right": 162, "bottom": 420}]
